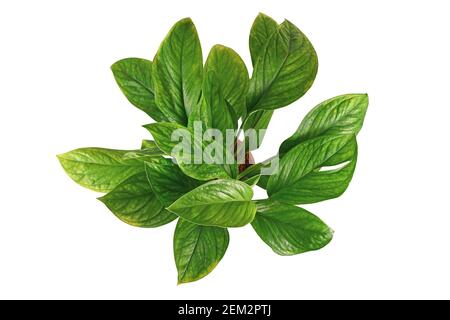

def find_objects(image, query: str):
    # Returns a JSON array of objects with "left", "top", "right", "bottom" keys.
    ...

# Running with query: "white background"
[{"left": 1, "top": 0, "right": 449, "bottom": 299}]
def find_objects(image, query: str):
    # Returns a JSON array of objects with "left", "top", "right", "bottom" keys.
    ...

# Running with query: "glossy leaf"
[
  {"left": 174, "top": 218, "right": 229, "bottom": 284},
  {"left": 247, "top": 20, "right": 318, "bottom": 112},
  {"left": 280, "top": 94, "right": 369, "bottom": 156},
  {"left": 111, "top": 58, "right": 167, "bottom": 122},
  {"left": 144, "top": 122, "right": 229, "bottom": 180},
  {"left": 203, "top": 45, "right": 249, "bottom": 125},
  {"left": 98, "top": 173, "right": 177, "bottom": 227},
  {"left": 242, "top": 110, "right": 273, "bottom": 150},
  {"left": 144, "top": 158, "right": 203, "bottom": 207},
  {"left": 249, "top": 13, "right": 278, "bottom": 66},
  {"left": 168, "top": 179, "right": 256, "bottom": 228},
  {"left": 153, "top": 18, "right": 203, "bottom": 125},
  {"left": 252, "top": 200, "right": 333, "bottom": 255},
  {"left": 57, "top": 147, "right": 161, "bottom": 192},
  {"left": 267, "top": 135, "right": 356, "bottom": 204},
  {"left": 244, "top": 13, "right": 278, "bottom": 147}
]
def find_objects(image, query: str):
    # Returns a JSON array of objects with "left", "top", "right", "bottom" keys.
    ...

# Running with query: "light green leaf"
[
  {"left": 267, "top": 135, "right": 356, "bottom": 204},
  {"left": 252, "top": 200, "right": 333, "bottom": 255},
  {"left": 174, "top": 218, "right": 229, "bottom": 284},
  {"left": 57, "top": 147, "right": 162, "bottom": 192},
  {"left": 168, "top": 179, "right": 256, "bottom": 228},
  {"left": 111, "top": 58, "right": 166, "bottom": 122},
  {"left": 144, "top": 122, "right": 229, "bottom": 180},
  {"left": 247, "top": 20, "right": 318, "bottom": 112},
  {"left": 122, "top": 144, "right": 165, "bottom": 160},
  {"left": 280, "top": 94, "right": 369, "bottom": 156},
  {"left": 203, "top": 45, "right": 249, "bottom": 124},
  {"left": 153, "top": 18, "right": 203, "bottom": 125},
  {"left": 144, "top": 159, "right": 203, "bottom": 207},
  {"left": 141, "top": 139, "right": 158, "bottom": 150},
  {"left": 98, "top": 173, "right": 177, "bottom": 227}
]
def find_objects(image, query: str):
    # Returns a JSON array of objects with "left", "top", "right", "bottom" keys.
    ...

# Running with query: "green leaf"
[
  {"left": 122, "top": 145, "right": 165, "bottom": 160},
  {"left": 237, "top": 164, "right": 261, "bottom": 186},
  {"left": 57, "top": 147, "right": 162, "bottom": 192},
  {"left": 174, "top": 218, "right": 229, "bottom": 284},
  {"left": 247, "top": 20, "right": 318, "bottom": 112},
  {"left": 252, "top": 200, "right": 333, "bottom": 255},
  {"left": 267, "top": 135, "right": 356, "bottom": 204},
  {"left": 144, "top": 122, "right": 229, "bottom": 180},
  {"left": 168, "top": 179, "right": 256, "bottom": 228},
  {"left": 144, "top": 159, "right": 203, "bottom": 207},
  {"left": 280, "top": 94, "right": 369, "bottom": 156},
  {"left": 153, "top": 18, "right": 203, "bottom": 125},
  {"left": 141, "top": 139, "right": 158, "bottom": 149},
  {"left": 188, "top": 96, "right": 211, "bottom": 131},
  {"left": 98, "top": 173, "right": 177, "bottom": 227},
  {"left": 249, "top": 13, "right": 278, "bottom": 66},
  {"left": 242, "top": 110, "right": 273, "bottom": 150},
  {"left": 243, "top": 13, "right": 278, "bottom": 148},
  {"left": 203, "top": 45, "right": 249, "bottom": 125},
  {"left": 111, "top": 58, "right": 167, "bottom": 122}
]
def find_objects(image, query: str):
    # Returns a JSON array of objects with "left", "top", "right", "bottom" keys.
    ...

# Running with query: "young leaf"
[
  {"left": 144, "top": 159, "right": 203, "bottom": 207},
  {"left": 98, "top": 173, "right": 177, "bottom": 227},
  {"left": 252, "top": 200, "right": 333, "bottom": 255},
  {"left": 144, "top": 122, "right": 229, "bottom": 180},
  {"left": 57, "top": 147, "right": 162, "bottom": 192},
  {"left": 174, "top": 218, "right": 229, "bottom": 284},
  {"left": 247, "top": 20, "right": 318, "bottom": 112},
  {"left": 111, "top": 58, "right": 167, "bottom": 122},
  {"left": 280, "top": 94, "right": 369, "bottom": 156},
  {"left": 168, "top": 179, "right": 256, "bottom": 228},
  {"left": 153, "top": 18, "right": 203, "bottom": 125},
  {"left": 203, "top": 45, "right": 249, "bottom": 124},
  {"left": 267, "top": 135, "right": 356, "bottom": 204}
]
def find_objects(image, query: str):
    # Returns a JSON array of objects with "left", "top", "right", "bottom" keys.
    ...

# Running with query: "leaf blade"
[
  {"left": 153, "top": 18, "right": 203, "bottom": 125},
  {"left": 280, "top": 94, "right": 369, "bottom": 156},
  {"left": 247, "top": 20, "right": 318, "bottom": 112},
  {"left": 168, "top": 179, "right": 256, "bottom": 228},
  {"left": 111, "top": 58, "right": 167, "bottom": 122},
  {"left": 98, "top": 173, "right": 177, "bottom": 227},
  {"left": 174, "top": 218, "right": 229, "bottom": 284},
  {"left": 252, "top": 200, "right": 333, "bottom": 255},
  {"left": 57, "top": 147, "right": 162, "bottom": 192}
]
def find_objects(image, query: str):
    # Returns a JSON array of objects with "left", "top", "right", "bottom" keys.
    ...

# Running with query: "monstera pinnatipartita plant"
[{"left": 58, "top": 13, "right": 368, "bottom": 284}]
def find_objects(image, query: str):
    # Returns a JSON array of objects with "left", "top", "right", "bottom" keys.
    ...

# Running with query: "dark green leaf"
[
  {"left": 153, "top": 18, "right": 203, "bottom": 125},
  {"left": 244, "top": 14, "right": 278, "bottom": 148},
  {"left": 144, "top": 158, "right": 203, "bottom": 207},
  {"left": 267, "top": 135, "right": 356, "bottom": 204},
  {"left": 98, "top": 173, "right": 177, "bottom": 227},
  {"left": 280, "top": 94, "right": 369, "bottom": 156},
  {"left": 144, "top": 122, "right": 229, "bottom": 180},
  {"left": 252, "top": 200, "right": 333, "bottom": 255},
  {"left": 111, "top": 58, "right": 166, "bottom": 122},
  {"left": 174, "top": 218, "right": 229, "bottom": 284},
  {"left": 247, "top": 20, "right": 318, "bottom": 112},
  {"left": 57, "top": 147, "right": 161, "bottom": 192},
  {"left": 168, "top": 179, "right": 256, "bottom": 228},
  {"left": 203, "top": 45, "right": 249, "bottom": 124}
]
